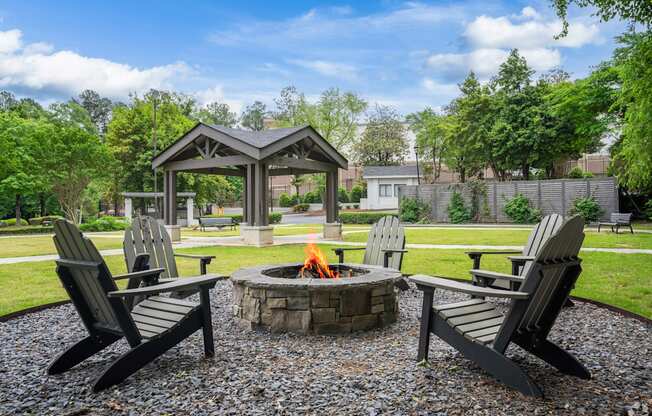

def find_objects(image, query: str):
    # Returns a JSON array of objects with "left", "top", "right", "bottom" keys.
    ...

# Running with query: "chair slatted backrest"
[
  {"left": 363, "top": 216, "right": 405, "bottom": 270},
  {"left": 493, "top": 216, "right": 585, "bottom": 351},
  {"left": 522, "top": 214, "right": 564, "bottom": 258},
  {"left": 611, "top": 213, "right": 632, "bottom": 224},
  {"left": 124, "top": 216, "right": 178, "bottom": 279},
  {"left": 53, "top": 220, "right": 129, "bottom": 334}
]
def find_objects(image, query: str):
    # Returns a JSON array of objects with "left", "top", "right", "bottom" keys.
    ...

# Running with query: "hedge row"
[
  {"left": 339, "top": 212, "right": 394, "bottom": 224},
  {"left": 0, "top": 226, "right": 54, "bottom": 235}
]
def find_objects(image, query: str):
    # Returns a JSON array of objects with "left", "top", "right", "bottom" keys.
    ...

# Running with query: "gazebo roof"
[{"left": 152, "top": 123, "right": 348, "bottom": 173}]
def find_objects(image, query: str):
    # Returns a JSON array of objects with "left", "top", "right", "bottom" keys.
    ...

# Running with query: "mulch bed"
[{"left": 1, "top": 281, "right": 650, "bottom": 415}]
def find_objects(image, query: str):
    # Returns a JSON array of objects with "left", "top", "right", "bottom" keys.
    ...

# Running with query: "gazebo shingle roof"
[{"left": 207, "top": 124, "right": 308, "bottom": 148}]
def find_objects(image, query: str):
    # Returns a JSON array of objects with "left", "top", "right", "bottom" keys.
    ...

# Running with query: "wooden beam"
[
  {"left": 266, "top": 156, "right": 338, "bottom": 173},
  {"left": 165, "top": 155, "right": 255, "bottom": 171},
  {"left": 188, "top": 168, "right": 244, "bottom": 176},
  {"left": 268, "top": 167, "right": 322, "bottom": 176}
]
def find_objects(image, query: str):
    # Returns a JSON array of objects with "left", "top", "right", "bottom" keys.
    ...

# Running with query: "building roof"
[
  {"left": 206, "top": 125, "right": 307, "bottom": 149},
  {"left": 363, "top": 165, "right": 420, "bottom": 178}
]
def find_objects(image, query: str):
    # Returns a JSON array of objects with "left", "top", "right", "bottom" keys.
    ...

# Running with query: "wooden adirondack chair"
[
  {"left": 49, "top": 219, "right": 224, "bottom": 392},
  {"left": 467, "top": 213, "right": 564, "bottom": 290},
  {"left": 410, "top": 216, "right": 588, "bottom": 397},
  {"left": 124, "top": 216, "right": 215, "bottom": 298},
  {"left": 332, "top": 215, "right": 407, "bottom": 270}
]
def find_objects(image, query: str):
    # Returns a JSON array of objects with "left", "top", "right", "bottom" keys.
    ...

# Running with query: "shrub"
[
  {"left": 1, "top": 218, "right": 29, "bottom": 226},
  {"left": 292, "top": 203, "right": 309, "bottom": 213},
  {"left": 269, "top": 212, "right": 282, "bottom": 224},
  {"left": 204, "top": 212, "right": 282, "bottom": 224},
  {"left": 645, "top": 200, "right": 652, "bottom": 220},
  {"left": 353, "top": 204, "right": 359, "bottom": 209},
  {"left": 338, "top": 187, "right": 349, "bottom": 203},
  {"left": 399, "top": 197, "right": 430, "bottom": 223},
  {"left": 349, "top": 185, "right": 363, "bottom": 203},
  {"left": 583, "top": 171, "right": 594, "bottom": 178},
  {"left": 567, "top": 167, "right": 585, "bottom": 179},
  {"left": 340, "top": 212, "right": 391, "bottom": 224},
  {"left": 79, "top": 216, "right": 129, "bottom": 232},
  {"left": 570, "top": 197, "right": 603, "bottom": 223},
  {"left": 301, "top": 191, "right": 322, "bottom": 204},
  {"left": 447, "top": 192, "right": 472, "bottom": 224},
  {"left": 279, "top": 193, "right": 293, "bottom": 208},
  {"left": 503, "top": 194, "right": 542, "bottom": 224},
  {"left": 28, "top": 215, "right": 64, "bottom": 226},
  {"left": 0, "top": 226, "right": 54, "bottom": 235}
]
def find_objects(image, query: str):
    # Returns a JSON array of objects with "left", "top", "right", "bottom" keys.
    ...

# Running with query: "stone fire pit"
[{"left": 231, "top": 263, "right": 402, "bottom": 334}]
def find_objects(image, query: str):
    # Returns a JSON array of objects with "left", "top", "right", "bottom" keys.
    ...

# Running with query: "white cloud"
[
  {"left": 464, "top": 13, "right": 600, "bottom": 50},
  {"left": 193, "top": 85, "right": 243, "bottom": 114},
  {"left": 421, "top": 78, "right": 459, "bottom": 96},
  {"left": 0, "top": 28, "right": 192, "bottom": 100},
  {"left": 519, "top": 6, "right": 541, "bottom": 20},
  {"left": 288, "top": 59, "right": 358, "bottom": 81}
]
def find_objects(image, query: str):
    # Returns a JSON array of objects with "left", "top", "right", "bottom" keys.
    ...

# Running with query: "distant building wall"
[{"left": 398, "top": 177, "right": 618, "bottom": 223}]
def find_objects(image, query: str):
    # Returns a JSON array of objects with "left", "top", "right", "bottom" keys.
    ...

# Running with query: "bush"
[
  {"left": 203, "top": 212, "right": 282, "bottom": 224},
  {"left": 79, "top": 216, "right": 129, "bottom": 232},
  {"left": 338, "top": 188, "right": 349, "bottom": 203},
  {"left": 292, "top": 203, "right": 309, "bottom": 213},
  {"left": 28, "top": 215, "right": 64, "bottom": 226},
  {"left": 583, "top": 171, "right": 594, "bottom": 178},
  {"left": 567, "top": 167, "right": 585, "bottom": 179},
  {"left": 570, "top": 197, "right": 603, "bottom": 223},
  {"left": 350, "top": 185, "right": 363, "bottom": 203},
  {"left": 279, "top": 193, "right": 293, "bottom": 208},
  {"left": 0, "top": 225, "right": 54, "bottom": 235},
  {"left": 1, "top": 218, "right": 29, "bottom": 226},
  {"left": 447, "top": 192, "right": 472, "bottom": 224},
  {"left": 340, "top": 212, "right": 392, "bottom": 224},
  {"left": 302, "top": 191, "right": 322, "bottom": 204},
  {"left": 645, "top": 200, "right": 652, "bottom": 220},
  {"left": 503, "top": 194, "right": 542, "bottom": 224},
  {"left": 269, "top": 212, "right": 282, "bottom": 224},
  {"left": 399, "top": 197, "right": 430, "bottom": 223}
]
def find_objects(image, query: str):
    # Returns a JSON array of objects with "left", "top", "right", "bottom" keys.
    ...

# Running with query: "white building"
[{"left": 361, "top": 166, "right": 422, "bottom": 210}]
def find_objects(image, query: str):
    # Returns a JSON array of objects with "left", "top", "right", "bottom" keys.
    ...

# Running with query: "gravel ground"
[{"left": 1, "top": 281, "right": 650, "bottom": 415}]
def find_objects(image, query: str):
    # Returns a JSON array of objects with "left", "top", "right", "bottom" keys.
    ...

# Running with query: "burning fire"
[{"left": 300, "top": 243, "right": 339, "bottom": 279}]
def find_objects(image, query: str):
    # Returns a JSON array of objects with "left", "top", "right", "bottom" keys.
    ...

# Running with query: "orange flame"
[{"left": 300, "top": 243, "right": 339, "bottom": 279}]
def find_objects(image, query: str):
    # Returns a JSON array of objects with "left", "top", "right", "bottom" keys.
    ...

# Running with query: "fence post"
[
  {"left": 493, "top": 182, "right": 498, "bottom": 222},
  {"left": 432, "top": 186, "right": 438, "bottom": 221},
  {"left": 586, "top": 179, "right": 591, "bottom": 198},
  {"left": 561, "top": 180, "right": 567, "bottom": 217},
  {"left": 537, "top": 180, "right": 542, "bottom": 211}
]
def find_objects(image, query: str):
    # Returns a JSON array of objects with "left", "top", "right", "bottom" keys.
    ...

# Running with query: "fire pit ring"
[{"left": 231, "top": 263, "right": 402, "bottom": 334}]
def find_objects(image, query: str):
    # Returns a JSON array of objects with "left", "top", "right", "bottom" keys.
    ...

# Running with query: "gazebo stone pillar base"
[
  {"left": 239, "top": 222, "right": 248, "bottom": 237},
  {"left": 164, "top": 225, "right": 182, "bottom": 242},
  {"left": 242, "top": 225, "right": 274, "bottom": 246},
  {"left": 323, "top": 222, "right": 342, "bottom": 240}
]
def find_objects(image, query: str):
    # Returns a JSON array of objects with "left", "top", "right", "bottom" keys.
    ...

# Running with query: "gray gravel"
[{"left": 1, "top": 281, "right": 650, "bottom": 415}]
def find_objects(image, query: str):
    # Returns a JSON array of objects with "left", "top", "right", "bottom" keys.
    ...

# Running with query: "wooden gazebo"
[{"left": 152, "top": 123, "right": 348, "bottom": 245}]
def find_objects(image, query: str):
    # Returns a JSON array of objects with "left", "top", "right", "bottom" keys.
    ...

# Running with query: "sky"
[{"left": 0, "top": 0, "right": 626, "bottom": 115}]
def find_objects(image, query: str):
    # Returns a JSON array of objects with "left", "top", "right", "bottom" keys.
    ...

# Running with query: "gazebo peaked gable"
[{"left": 152, "top": 122, "right": 348, "bottom": 171}]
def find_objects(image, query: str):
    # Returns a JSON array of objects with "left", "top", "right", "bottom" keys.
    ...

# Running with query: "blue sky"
[{"left": 0, "top": 0, "right": 626, "bottom": 115}]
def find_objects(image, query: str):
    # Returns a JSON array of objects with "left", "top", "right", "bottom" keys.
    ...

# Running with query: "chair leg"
[
  {"left": 48, "top": 333, "right": 122, "bottom": 375},
  {"left": 93, "top": 313, "right": 203, "bottom": 392},
  {"left": 518, "top": 339, "right": 590, "bottom": 380},
  {"left": 199, "top": 287, "right": 215, "bottom": 357},
  {"left": 597, "top": 224, "right": 601, "bottom": 232},
  {"left": 417, "top": 289, "right": 434, "bottom": 362},
  {"left": 629, "top": 225, "right": 634, "bottom": 234}
]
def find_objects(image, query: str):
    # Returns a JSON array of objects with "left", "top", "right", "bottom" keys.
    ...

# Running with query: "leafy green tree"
[
  {"left": 240, "top": 101, "right": 267, "bottom": 131},
  {"left": 195, "top": 102, "right": 237, "bottom": 127},
  {"left": 48, "top": 101, "right": 98, "bottom": 134},
  {"left": 407, "top": 108, "right": 447, "bottom": 181},
  {"left": 551, "top": 0, "right": 652, "bottom": 33},
  {"left": 353, "top": 105, "right": 408, "bottom": 166},
  {"left": 75, "top": 90, "right": 113, "bottom": 135}
]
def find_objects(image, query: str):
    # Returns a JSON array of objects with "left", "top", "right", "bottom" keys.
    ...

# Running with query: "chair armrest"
[
  {"left": 381, "top": 249, "right": 408, "bottom": 253},
  {"left": 507, "top": 255, "right": 535, "bottom": 262},
  {"left": 108, "top": 274, "right": 227, "bottom": 298},
  {"left": 410, "top": 275, "right": 529, "bottom": 299},
  {"left": 332, "top": 247, "right": 366, "bottom": 263},
  {"left": 112, "top": 268, "right": 165, "bottom": 281},
  {"left": 381, "top": 248, "right": 407, "bottom": 267},
  {"left": 470, "top": 269, "right": 525, "bottom": 283},
  {"left": 174, "top": 253, "right": 216, "bottom": 260},
  {"left": 465, "top": 250, "right": 522, "bottom": 257}
]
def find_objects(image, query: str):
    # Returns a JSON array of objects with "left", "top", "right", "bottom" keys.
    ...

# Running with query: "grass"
[
  {"left": 0, "top": 234, "right": 124, "bottom": 258},
  {"left": 0, "top": 243, "right": 650, "bottom": 319},
  {"left": 344, "top": 227, "right": 652, "bottom": 249}
]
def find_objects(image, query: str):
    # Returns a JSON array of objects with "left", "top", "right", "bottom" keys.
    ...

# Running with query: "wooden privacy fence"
[{"left": 398, "top": 177, "right": 618, "bottom": 223}]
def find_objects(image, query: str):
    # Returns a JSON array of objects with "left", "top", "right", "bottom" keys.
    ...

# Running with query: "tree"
[
  {"left": 75, "top": 90, "right": 113, "bottom": 135},
  {"left": 407, "top": 108, "right": 447, "bottom": 181},
  {"left": 551, "top": 0, "right": 652, "bottom": 33},
  {"left": 240, "top": 101, "right": 267, "bottom": 131},
  {"left": 353, "top": 105, "right": 408, "bottom": 166},
  {"left": 195, "top": 102, "right": 237, "bottom": 127},
  {"left": 290, "top": 174, "right": 306, "bottom": 195},
  {"left": 48, "top": 101, "right": 97, "bottom": 134}
]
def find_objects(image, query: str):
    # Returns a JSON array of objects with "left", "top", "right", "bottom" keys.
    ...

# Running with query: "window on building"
[
  {"left": 394, "top": 184, "right": 405, "bottom": 198},
  {"left": 379, "top": 184, "right": 392, "bottom": 197}
]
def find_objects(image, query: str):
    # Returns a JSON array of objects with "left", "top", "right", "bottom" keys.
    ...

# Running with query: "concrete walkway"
[{"left": 2, "top": 233, "right": 651, "bottom": 265}]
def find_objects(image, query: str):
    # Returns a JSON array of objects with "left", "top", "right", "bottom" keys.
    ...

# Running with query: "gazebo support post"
[
  {"left": 163, "top": 170, "right": 181, "bottom": 242},
  {"left": 323, "top": 169, "right": 342, "bottom": 240},
  {"left": 242, "top": 162, "right": 273, "bottom": 246}
]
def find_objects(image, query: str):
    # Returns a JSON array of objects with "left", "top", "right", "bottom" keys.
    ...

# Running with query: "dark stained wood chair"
[
  {"left": 49, "top": 219, "right": 224, "bottom": 392},
  {"left": 332, "top": 215, "right": 407, "bottom": 270},
  {"left": 410, "top": 216, "right": 588, "bottom": 397},
  {"left": 467, "top": 213, "right": 564, "bottom": 291},
  {"left": 124, "top": 216, "right": 216, "bottom": 298}
]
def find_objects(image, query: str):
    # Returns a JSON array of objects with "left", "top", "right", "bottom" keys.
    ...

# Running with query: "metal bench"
[
  {"left": 597, "top": 213, "right": 633, "bottom": 234},
  {"left": 198, "top": 217, "right": 237, "bottom": 231}
]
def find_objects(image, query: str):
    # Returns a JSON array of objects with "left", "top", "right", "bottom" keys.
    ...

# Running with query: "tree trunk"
[
  {"left": 113, "top": 195, "right": 120, "bottom": 216},
  {"left": 15, "top": 194, "right": 22, "bottom": 226},
  {"left": 39, "top": 193, "right": 46, "bottom": 216},
  {"left": 522, "top": 164, "right": 530, "bottom": 180},
  {"left": 459, "top": 167, "right": 466, "bottom": 183}
]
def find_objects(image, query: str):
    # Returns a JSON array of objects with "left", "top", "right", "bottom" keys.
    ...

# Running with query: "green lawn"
[
  {"left": 1, "top": 243, "right": 650, "bottom": 318},
  {"left": 345, "top": 227, "right": 652, "bottom": 249},
  {"left": 0, "top": 235, "right": 124, "bottom": 258}
]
